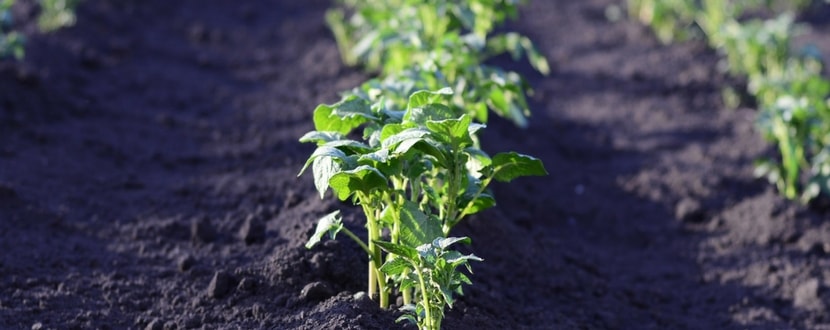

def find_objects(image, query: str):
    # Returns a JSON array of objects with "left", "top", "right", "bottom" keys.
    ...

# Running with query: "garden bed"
[{"left": 1, "top": 0, "right": 829, "bottom": 328}]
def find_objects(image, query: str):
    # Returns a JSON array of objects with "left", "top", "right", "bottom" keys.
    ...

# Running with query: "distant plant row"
[
  {"left": 0, "top": 0, "right": 80, "bottom": 59},
  {"left": 298, "top": 1, "right": 549, "bottom": 329},
  {"left": 630, "top": 0, "right": 830, "bottom": 203}
]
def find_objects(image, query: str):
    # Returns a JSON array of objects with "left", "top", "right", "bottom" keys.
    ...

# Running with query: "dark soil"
[{"left": 1, "top": 0, "right": 829, "bottom": 329}]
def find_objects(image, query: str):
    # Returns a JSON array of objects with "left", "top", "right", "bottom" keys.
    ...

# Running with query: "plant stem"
[
  {"left": 442, "top": 154, "right": 464, "bottom": 235},
  {"left": 340, "top": 227, "right": 372, "bottom": 256},
  {"left": 402, "top": 287, "right": 412, "bottom": 305},
  {"left": 415, "top": 265, "right": 435, "bottom": 330},
  {"left": 362, "top": 198, "right": 388, "bottom": 308}
]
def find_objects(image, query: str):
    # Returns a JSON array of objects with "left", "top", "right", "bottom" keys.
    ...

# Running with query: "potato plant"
[
  {"left": 629, "top": 0, "right": 830, "bottom": 203},
  {"left": 0, "top": 0, "right": 80, "bottom": 59},
  {"left": 327, "top": 0, "right": 549, "bottom": 128},
  {"left": 299, "top": 88, "right": 546, "bottom": 329},
  {"left": 0, "top": 0, "right": 24, "bottom": 59},
  {"left": 299, "top": 1, "right": 549, "bottom": 328}
]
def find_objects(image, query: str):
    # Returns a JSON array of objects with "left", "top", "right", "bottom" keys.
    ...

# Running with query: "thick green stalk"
[
  {"left": 361, "top": 198, "right": 389, "bottom": 308},
  {"left": 442, "top": 153, "right": 464, "bottom": 235},
  {"left": 415, "top": 265, "right": 435, "bottom": 330}
]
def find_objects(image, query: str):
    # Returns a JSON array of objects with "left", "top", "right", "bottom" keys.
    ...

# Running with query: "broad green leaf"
[
  {"left": 334, "top": 96, "right": 378, "bottom": 120},
  {"left": 406, "top": 103, "right": 459, "bottom": 125},
  {"left": 416, "top": 243, "right": 438, "bottom": 264},
  {"left": 425, "top": 115, "right": 473, "bottom": 147},
  {"left": 374, "top": 240, "right": 418, "bottom": 260},
  {"left": 312, "top": 156, "right": 342, "bottom": 199},
  {"left": 433, "top": 236, "right": 471, "bottom": 250},
  {"left": 444, "top": 251, "right": 483, "bottom": 265},
  {"left": 460, "top": 192, "right": 496, "bottom": 215},
  {"left": 299, "top": 146, "right": 349, "bottom": 176},
  {"left": 465, "top": 148, "right": 491, "bottom": 177},
  {"left": 405, "top": 88, "right": 453, "bottom": 114},
  {"left": 313, "top": 97, "right": 374, "bottom": 135},
  {"left": 328, "top": 165, "right": 388, "bottom": 201},
  {"left": 379, "top": 257, "right": 413, "bottom": 276},
  {"left": 299, "top": 131, "right": 345, "bottom": 145},
  {"left": 379, "top": 123, "right": 407, "bottom": 141},
  {"left": 381, "top": 127, "right": 430, "bottom": 151},
  {"left": 399, "top": 200, "right": 442, "bottom": 247},
  {"left": 358, "top": 148, "right": 390, "bottom": 164},
  {"left": 396, "top": 313, "right": 417, "bottom": 326},
  {"left": 322, "top": 140, "right": 373, "bottom": 154},
  {"left": 491, "top": 152, "right": 547, "bottom": 182},
  {"left": 305, "top": 211, "right": 343, "bottom": 249}
]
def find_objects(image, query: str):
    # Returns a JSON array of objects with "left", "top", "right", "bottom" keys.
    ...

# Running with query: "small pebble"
[
  {"left": 207, "top": 271, "right": 233, "bottom": 299},
  {"left": 191, "top": 217, "right": 215, "bottom": 244},
  {"left": 352, "top": 291, "right": 367, "bottom": 301},
  {"left": 237, "top": 277, "right": 256, "bottom": 292},
  {"left": 177, "top": 255, "right": 195, "bottom": 272},
  {"left": 675, "top": 198, "right": 704, "bottom": 223},
  {"left": 299, "top": 281, "right": 332, "bottom": 302},
  {"left": 239, "top": 214, "right": 265, "bottom": 245},
  {"left": 794, "top": 278, "right": 823, "bottom": 310},
  {"left": 145, "top": 319, "right": 163, "bottom": 330}
]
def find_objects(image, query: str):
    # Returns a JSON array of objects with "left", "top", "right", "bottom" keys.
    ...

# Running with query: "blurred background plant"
[
  {"left": 627, "top": 0, "right": 830, "bottom": 203},
  {"left": 0, "top": 0, "right": 80, "bottom": 59}
]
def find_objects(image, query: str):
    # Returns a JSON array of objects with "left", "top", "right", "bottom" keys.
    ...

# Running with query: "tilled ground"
[{"left": 1, "top": 0, "right": 829, "bottom": 329}]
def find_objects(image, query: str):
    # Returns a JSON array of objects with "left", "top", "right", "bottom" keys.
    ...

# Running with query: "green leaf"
[
  {"left": 465, "top": 148, "right": 491, "bottom": 177},
  {"left": 381, "top": 127, "right": 431, "bottom": 153},
  {"left": 520, "top": 36, "right": 550, "bottom": 75},
  {"left": 406, "top": 103, "right": 459, "bottom": 125},
  {"left": 379, "top": 257, "right": 413, "bottom": 276},
  {"left": 461, "top": 192, "right": 495, "bottom": 215},
  {"left": 313, "top": 97, "right": 374, "bottom": 135},
  {"left": 374, "top": 240, "right": 418, "bottom": 260},
  {"left": 328, "top": 165, "right": 388, "bottom": 201},
  {"left": 323, "top": 140, "right": 373, "bottom": 154},
  {"left": 444, "top": 251, "right": 483, "bottom": 265},
  {"left": 491, "top": 152, "right": 547, "bottom": 182},
  {"left": 406, "top": 88, "right": 453, "bottom": 112},
  {"left": 298, "top": 146, "right": 349, "bottom": 177},
  {"left": 398, "top": 200, "right": 442, "bottom": 247},
  {"left": 358, "top": 148, "right": 390, "bottom": 164},
  {"left": 426, "top": 115, "right": 473, "bottom": 147},
  {"left": 312, "top": 156, "right": 342, "bottom": 199},
  {"left": 433, "top": 236, "right": 471, "bottom": 250},
  {"left": 299, "top": 131, "right": 345, "bottom": 145},
  {"left": 305, "top": 211, "right": 343, "bottom": 249}
]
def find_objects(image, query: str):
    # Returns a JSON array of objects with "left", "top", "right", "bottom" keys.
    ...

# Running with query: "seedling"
[
  {"left": 0, "top": 0, "right": 81, "bottom": 60},
  {"left": 630, "top": 0, "right": 830, "bottom": 203},
  {"left": 326, "top": 0, "right": 549, "bottom": 128},
  {"left": 299, "top": 88, "right": 547, "bottom": 328}
]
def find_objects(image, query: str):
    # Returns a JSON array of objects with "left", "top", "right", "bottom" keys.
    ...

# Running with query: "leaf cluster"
[
  {"left": 327, "top": 0, "right": 549, "bottom": 128},
  {"left": 629, "top": 0, "right": 830, "bottom": 203},
  {"left": 0, "top": 0, "right": 80, "bottom": 60},
  {"left": 300, "top": 1, "right": 549, "bottom": 329},
  {"left": 300, "top": 89, "right": 546, "bottom": 330}
]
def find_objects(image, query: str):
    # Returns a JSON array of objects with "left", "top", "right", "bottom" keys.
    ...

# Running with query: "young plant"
[
  {"left": 631, "top": 0, "right": 830, "bottom": 203},
  {"left": 326, "top": 0, "right": 549, "bottom": 128},
  {"left": 0, "top": 0, "right": 81, "bottom": 60},
  {"left": 376, "top": 237, "right": 481, "bottom": 330},
  {"left": 37, "top": 0, "right": 81, "bottom": 32},
  {"left": 0, "top": 0, "right": 24, "bottom": 59},
  {"left": 299, "top": 88, "right": 547, "bottom": 324}
]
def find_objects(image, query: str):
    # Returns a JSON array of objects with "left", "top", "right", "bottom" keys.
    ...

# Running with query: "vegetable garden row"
[
  {"left": 2, "top": 0, "right": 830, "bottom": 329},
  {"left": 299, "top": 1, "right": 549, "bottom": 328}
]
